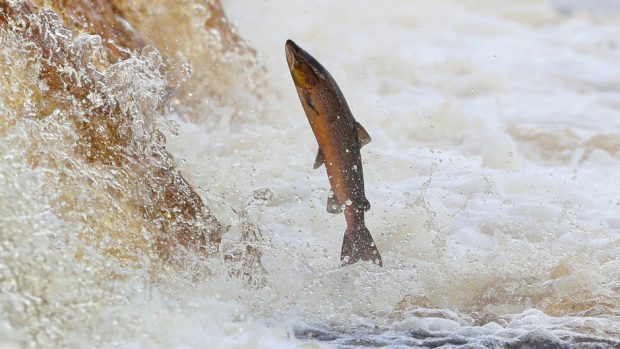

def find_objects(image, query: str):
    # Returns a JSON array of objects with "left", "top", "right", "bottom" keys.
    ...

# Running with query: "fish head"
[{"left": 285, "top": 40, "right": 326, "bottom": 90}]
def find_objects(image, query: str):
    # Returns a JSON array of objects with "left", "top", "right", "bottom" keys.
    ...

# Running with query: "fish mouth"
[
  {"left": 285, "top": 39, "right": 321, "bottom": 89},
  {"left": 285, "top": 39, "right": 298, "bottom": 70}
]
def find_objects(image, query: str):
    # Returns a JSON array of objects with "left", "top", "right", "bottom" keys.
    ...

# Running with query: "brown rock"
[{"left": 0, "top": 0, "right": 225, "bottom": 267}]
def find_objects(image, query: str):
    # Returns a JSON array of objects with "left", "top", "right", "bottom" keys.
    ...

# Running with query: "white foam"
[{"left": 1, "top": 0, "right": 619, "bottom": 347}]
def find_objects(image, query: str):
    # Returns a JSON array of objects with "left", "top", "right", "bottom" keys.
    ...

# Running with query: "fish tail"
[{"left": 340, "top": 224, "right": 382, "bottom": 267}]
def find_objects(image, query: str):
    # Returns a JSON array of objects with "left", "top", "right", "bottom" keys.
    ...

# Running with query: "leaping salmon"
[{"left": 285, "top": 39, "right": 382, "bottom": 267}]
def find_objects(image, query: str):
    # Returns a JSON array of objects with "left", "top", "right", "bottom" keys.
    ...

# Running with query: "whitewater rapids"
[{"left": 1, "top": 0, "right": 619, "bottom": 347}]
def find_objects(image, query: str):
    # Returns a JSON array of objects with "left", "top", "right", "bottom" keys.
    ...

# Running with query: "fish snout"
[
  {"left": 285, "top": 40, "right": 298, "bottom": 70},
  {"left": 285, "top": 40, "right": 321, "bottom": 89}
]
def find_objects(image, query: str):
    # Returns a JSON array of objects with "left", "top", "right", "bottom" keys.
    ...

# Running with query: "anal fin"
[{"left": 327, "top": 193, "right": 342, "bottom": 214}]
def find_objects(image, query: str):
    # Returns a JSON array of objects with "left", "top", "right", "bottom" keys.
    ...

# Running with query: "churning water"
[{"left": 1, "top": 0, "right": 619, "bottom": 348}]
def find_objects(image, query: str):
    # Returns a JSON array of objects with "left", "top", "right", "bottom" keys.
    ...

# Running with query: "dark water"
[{"left": 294, "top": 324, "right": 620, "bottom": 348}]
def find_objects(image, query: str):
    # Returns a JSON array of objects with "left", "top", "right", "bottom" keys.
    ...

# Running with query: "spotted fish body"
[{"left": 285, "top": 39, "right": 382, "bottom": 267}]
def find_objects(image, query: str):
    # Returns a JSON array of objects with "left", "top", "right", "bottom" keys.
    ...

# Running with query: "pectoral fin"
[
  {"left": 356, "top": 122, "right": 371, "bottom": 147},
  {"left": 313, "top": 148, "right": 324, "bottom": 169},
  {"left": 327, "top": 193, "right": 343, "bottom": 214}
]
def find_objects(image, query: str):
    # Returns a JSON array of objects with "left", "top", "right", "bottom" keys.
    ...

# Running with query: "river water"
[{"left": 1, "top": 0, "right": 619, "bottom": 348}]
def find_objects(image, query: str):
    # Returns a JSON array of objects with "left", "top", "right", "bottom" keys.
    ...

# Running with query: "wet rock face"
[
  {"left": 31, "top": 0, "right": 145, "bottom": 63},
  {"left": 26, "top": 0, "right": 265, "bottom": 123},
  {"left": 111, "top": 0, "right": 265, "bottom": 123},
  {"left": 0, "top": 0, "right": 249, "bottom": 267}
]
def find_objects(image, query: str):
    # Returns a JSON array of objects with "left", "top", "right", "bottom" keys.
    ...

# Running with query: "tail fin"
[{"left": 341, "top": 225, "right": 382, "bottom": 267}]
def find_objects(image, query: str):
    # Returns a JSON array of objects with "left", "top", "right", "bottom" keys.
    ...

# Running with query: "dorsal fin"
[
  {"left": 356, "top": 122, "right": 371, "bottom": 147},
  {"left": 313, "top": 148, "right": 324, "bottom": 169}
]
